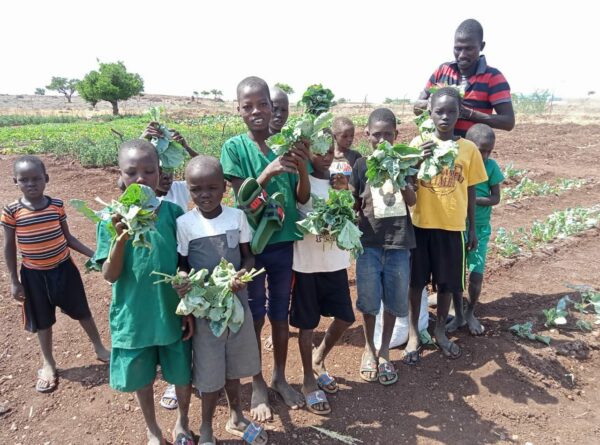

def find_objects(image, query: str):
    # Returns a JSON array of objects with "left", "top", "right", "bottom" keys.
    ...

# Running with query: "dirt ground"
[{"left": 1, "top": 122, "right": 599, "bottom": 445}]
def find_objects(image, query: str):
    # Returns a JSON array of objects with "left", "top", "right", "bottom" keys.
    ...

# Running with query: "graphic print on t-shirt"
[
  {"left": 329, "top": 160, "right": 353, "bottom": 177},
  {"left": 420, "top": 164, "right": 465, "bottom": 196},
  {"left": 370, "top": 179, "right": 407, "bottom": 219}
]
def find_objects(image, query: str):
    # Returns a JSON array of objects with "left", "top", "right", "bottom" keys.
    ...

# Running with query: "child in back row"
[
  {"left": 406, "top": 87, "right": 488, "bottom": 363},
  {"left": 2, "top": 155, "right": 110, "bottom": 393},
  {"left": 331, "top": 116, "right": 362, "bottom": 177},
  {"left": 447, "top": 124, "right": 504, "bottom": 336},
  {"left": 350, "top": 109, "right": 416, "bottom": 386}
]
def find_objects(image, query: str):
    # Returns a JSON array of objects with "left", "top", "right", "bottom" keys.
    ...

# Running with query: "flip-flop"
[
  {"left": 251, "top": 192, "right": 285, "bottom": 255},
  {"left": 237, "top": 178, "right": 268, "bottom": 229},
  {"left": 440, "top": 341, "right": 462, "bottom": 360},
  {"left": 36, "top": 369, "right": 58, "bottom": 393},
  {"left": 377, "top": 361, "right": 398, "bottom": 386},
  {"left": 402, "top": 348, "right": 422, "bottom": 366},
  {"left": 172, "top": 432, "right": 195, "bottom": 445},
  {"left": 314, "top": 372, "right": 338, "bottom": 394},
  {"left": 304, "top": 390, "right": 331, "bottom": 416},
  {"left": 226, "top": 420, "right": 268, "bottom": 444},
  {"left": 359, "top": 352, "right": 378, "bottom": 382},
  {"left": 159, "top": 384, "right": 178, "bottom": 410}
]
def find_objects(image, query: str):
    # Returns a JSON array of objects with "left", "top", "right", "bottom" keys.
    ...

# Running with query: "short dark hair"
[
  {"left": 185, "top": 155, "right": 224, "bottom": 179},
  {"left": 455, "top": 19, "right": 484, "bottom": 43},
  {"left": 13, "top": 155, "right": 46, "bottom": 175},
  {"left": 236, "top": 76, "right": 271, "bottom": 101},
  {"left": 368, "top": 108, "right": 397, "bottom": 129},
  {"left": 466, "top": 123, "right": 495, "bottom": 146},
  {"left": 332, "top": 116, "right": 354, "bottom": 133},
  {"left": 118, "top": 139, "right": 159, "bottom": 166},
  {"left": 431, "top": 87, "right": 462, "bottom": 108},
  {"left": 271, "top": 86, "right": 289, "bottom": 101}
]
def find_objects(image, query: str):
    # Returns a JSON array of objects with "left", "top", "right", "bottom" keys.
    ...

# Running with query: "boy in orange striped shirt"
[{"left": 1, "top": 155, "right": 110, "bottom": 393}]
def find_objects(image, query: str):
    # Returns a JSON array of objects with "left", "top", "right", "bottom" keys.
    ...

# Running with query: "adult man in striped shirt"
[{"left": 414, "top": 19, "right": 515, "bottom": 137}]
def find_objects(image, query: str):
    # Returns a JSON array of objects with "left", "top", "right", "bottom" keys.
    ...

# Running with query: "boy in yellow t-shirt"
[{"left": 404, "top": 87, "right": 487, "bottom": 363}]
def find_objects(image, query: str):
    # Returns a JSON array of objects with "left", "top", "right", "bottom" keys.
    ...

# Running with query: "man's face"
[{"left": 453, "top": 33, "right": 482, "bottom": 75}]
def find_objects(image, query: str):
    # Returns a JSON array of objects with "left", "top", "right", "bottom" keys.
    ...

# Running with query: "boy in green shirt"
[
  {"left": 447, "top": 124, "right": 504, "bottom": 336},
  {"left": 94, "top": 140, "right": 194, "bottom": 445}
]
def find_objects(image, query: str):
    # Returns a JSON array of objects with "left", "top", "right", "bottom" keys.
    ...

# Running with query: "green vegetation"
[
  {"left": 274, "top": 83, "right": 294, "bottom": 95},
  {"left": 509, "top": 322, "right": 551, "bottom": 345},
  {"left": 502, "top": 177, "right": 586, "bottom": 201},
  {"left": 511, "top": 89, "right": 552, "bottom": 114},
  {"left": 502, "top": 162, "right": 528, "bottom": 180},
  {"left": 34, "top": 88, "right": 46, "bottom": 96},
  {"left": 46, "top": 77, "right": 79, "bottom": 102}
]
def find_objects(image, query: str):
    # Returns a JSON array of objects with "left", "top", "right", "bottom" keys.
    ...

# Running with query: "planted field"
[{"left": 0, "top": 110, "right": 599, "bottom": 444}]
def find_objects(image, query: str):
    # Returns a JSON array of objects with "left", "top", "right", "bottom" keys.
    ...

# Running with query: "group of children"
[{"left": 2, "top": 75, "right": 505, "bottom": 444}]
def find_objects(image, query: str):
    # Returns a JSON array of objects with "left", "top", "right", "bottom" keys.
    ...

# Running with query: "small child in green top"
[
  {"left": 447, "top": 124, "right": 504, "bottom": 336},
  {"left": 94, "top": 139, "right": 194, "bottom": 445}
]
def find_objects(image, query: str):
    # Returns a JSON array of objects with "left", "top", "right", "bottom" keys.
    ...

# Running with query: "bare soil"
[{"left": 1, "top": 122, "right": 600, "bottom": 444}]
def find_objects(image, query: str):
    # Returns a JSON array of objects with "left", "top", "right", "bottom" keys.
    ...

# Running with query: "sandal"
[
  {"left": 304, "top": 390, "right": 331, "bottom": 416},
  {"left": 402, "top": 348, "right": 421, "bottom": 366},
  {"left": 172, "top": 432, "right": 195, "bottom": 445},
  {"left": 226, "top": 420, "right": 268, "bottom": 444},
  {"left": 359, "top": 352, "right": 378, "bottom": 382},
  {"left": 36, "top": 369, "right": 58, "bottom": 393},
  {"left": 238, "top": 178, "right": 268, "bottom": 229},
  {"left": 314, "top": 372, "right": 338, "bottom": 394},
  {"left": 159, "top": 384, "right": 178, "bottom": 410},
  {"left": 251, "top": 192, "right": 285, "bottom": 255},
  {"left": 440, "top": 341, "right": 462, "bottom": 360},
  {"left": 377, "top": 360, "right": 398, "bottom": 386}
]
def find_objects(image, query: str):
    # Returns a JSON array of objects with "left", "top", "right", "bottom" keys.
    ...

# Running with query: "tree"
[
  {"left": 201, "top": 90, "right": 210, "bottom": 98},
  {"left": 46, "top": 77, "right": 79, "bottom": 102},
  {"left": 210, "top": 89, "right": 223, "bottom": 100},
  {"left": 77, "top": 61, "right": 144, "bottom": 115},
  {"left": 274, "top": 83, "right": 294, "bottom": 95},
  {"left": 34, "top": 88, "right": 46, "bottom": 96}
]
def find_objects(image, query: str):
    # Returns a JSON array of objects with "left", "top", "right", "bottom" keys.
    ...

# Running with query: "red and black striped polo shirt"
[
  {"left": 425, "top": 55, "right": 511, "bottom": 136},
  {"left": 1, "top": 197, "right": 71, "bottom": 270}
]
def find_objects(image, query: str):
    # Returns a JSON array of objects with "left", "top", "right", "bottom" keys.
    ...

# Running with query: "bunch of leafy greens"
[
  {"left": 509, "top": 322, "right": 551, "bottom": 346},
  {"left": 366, "top": 141, "right": 422, "bottom": 191},
  {"left": 152, "top": 259, "right": 265, "bottom": 337},
  {"left": 266, "top": 112, "right": 333, "bottom": 156},
  {"left": 145, "top": 106, "right": 186, "bottom": 172},
  {"left": 296, "top": 189, "right": 363, "bottom": 258},
  {"left": 416, "top": 135, "right": 460, "bottom": 182},
  {"left": 71, "top": 184, "right": 160, "bottom": 257},
  {"left": 299, "top": 84, "right": 335, "bottom": 116}
]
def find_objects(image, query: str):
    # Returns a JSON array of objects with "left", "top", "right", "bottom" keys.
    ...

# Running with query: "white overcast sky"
[{"left": 1, "top": 1, "right": 596, "bottom": 102}]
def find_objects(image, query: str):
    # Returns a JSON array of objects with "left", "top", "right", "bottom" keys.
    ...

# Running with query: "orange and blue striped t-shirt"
[{"left": 1, "top": 197, "right": 70, "bottom": 270}]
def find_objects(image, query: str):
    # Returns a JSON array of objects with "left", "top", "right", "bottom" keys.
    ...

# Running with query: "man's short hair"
[{"left": 455, "top": 19, "right": 484, "bottom": 43}]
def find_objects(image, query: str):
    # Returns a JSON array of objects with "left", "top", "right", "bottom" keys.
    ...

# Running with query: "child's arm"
[
  {"left": 292, "top": 144, "right": 311, "bottom": 204},
  {"left": 401, "top": 178, "right": 417, "bottom": 207},
  {"left": 476, "top": 184, "right": 501, "bottom": 207},
  {"left": 101, "top": 216, "right": 129, "bottom": 283},
  {"left": 171, "top": 130, "right": 199, "bottom": 158},
  {"left": 466, "top": 185, "right": 478, "bottom": 251},
  {"left": 61, "top": 220, "right": 94, "bottom": 257},
  {"left": 231, "top": 242, "right": 254, "bottom": 293},
  {"left": 2, "top": 226, "right": 25, "bottom": 302}
]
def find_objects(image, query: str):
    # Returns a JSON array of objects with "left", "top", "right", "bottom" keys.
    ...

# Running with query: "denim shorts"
[{"left": 356, "top": 247, "right": 410, "bottom": 317}]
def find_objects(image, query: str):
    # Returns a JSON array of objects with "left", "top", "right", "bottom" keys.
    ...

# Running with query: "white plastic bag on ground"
[{"left": 374, "top": 288, "right": 429, "bottom": 350}]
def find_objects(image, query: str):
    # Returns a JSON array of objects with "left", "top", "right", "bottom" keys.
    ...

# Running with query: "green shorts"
[
  {"left": 110, "top": 338, "right": 192, "bottom": 392},
  {"left": 467, "top": 224, "right": 491, "bottom": 275}
]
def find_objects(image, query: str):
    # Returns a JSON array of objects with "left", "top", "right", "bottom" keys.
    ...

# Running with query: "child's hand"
[
  {"left": 231, "top": 269, "right": 247, "bottom": 293},
  {"left": 111, "top": 215, "right": 130, "bottom": 243},
  {"left": 141, "top": 122, "right": 163, "bottom": 140},
  {"left": 170, "top": 129, "right": 189, "bottom": 149},
  {"left": 182, "top": 314, "right": 194, "bottom": 340},
  {"left": 264, "top": 156, "right": 297, "bottom": 178},
  {"left": 11, "top": 282, "right": 25, "bottom": 303},
  {"left": 289, "top": 139, "right": 311, "bottom": 174},
  {"left": 172, "top": 271, "right": 192, "bottom": 297},
  {"left": 467, "top": 227, "right": 478, "bottom": 252},
  {"left": 331, "top": 173, "right": 349, "bottom": 190},
  {"left": 419, "top": 140, "right": 435, "bottom": 159}
]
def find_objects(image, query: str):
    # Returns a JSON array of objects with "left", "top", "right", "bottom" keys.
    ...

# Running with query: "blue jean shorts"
[{"left": 356, "top": 247, "right": 410, "bottom": 317}]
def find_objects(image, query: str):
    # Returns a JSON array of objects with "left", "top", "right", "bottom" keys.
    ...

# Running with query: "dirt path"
[{"left": 1, "top": 122, "right": 600, "bottom": 444}]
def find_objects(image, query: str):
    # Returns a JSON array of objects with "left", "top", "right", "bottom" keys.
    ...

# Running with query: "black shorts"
[
  {"left": 21, "top": 259, "right": 92, "bottom": 333},
  {"left": 290, "top": 269, "right": 355, "bottom": 330},
  {"left": 410, "top": 227, "right": 466, "bottom": 294}
]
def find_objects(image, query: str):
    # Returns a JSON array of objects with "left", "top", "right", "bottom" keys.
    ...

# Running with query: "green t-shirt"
[
  {"left": 94, "top": 201, "right": 184, "bottom": 349},
  {"left": 474, "top": 158, "right": 504, "bottom": 226},
  {"left": 220, "top": 133, "right": 303, "bottom": 244}
]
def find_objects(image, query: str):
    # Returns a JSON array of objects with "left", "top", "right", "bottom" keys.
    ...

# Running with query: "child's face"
[
  {"left": 119, "top": 148, "right": 160, "bottom": 191},
  {"left": 334, "top": 125, "right": 355, "bottom": 151},
  {"left": 430, "top": 95, "right": 459, "bottom": 134},
  {"left": 454, "top": 33, "right": 482, "bottom": 74},
  {"left": 475, "top": 137, "right": 495, "bottom": 161},
  {"left": 366, "top": 121, "right": 397, "bottom": 150},
  {"left": 187, "top": 167, "right": 225, "bottom": 218},
  {"left": 157, "top": 171, "right": 174, "bottom": 193},
  {"left": 13, "top": 162, "right": 48, "bottom": 201},
  {"left": 238, "top": 86, "right": 272, "bottom": 132},
  {"left": 270, "top": 93, "right": 289, "bottom": 133},
  {"left": 311, "top": 143, "right": 335, "bottom": 174}
]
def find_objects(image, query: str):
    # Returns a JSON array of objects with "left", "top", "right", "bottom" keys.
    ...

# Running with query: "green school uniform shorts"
[{"left": 467, "top": 224, "right": 492, "bottom": 275}]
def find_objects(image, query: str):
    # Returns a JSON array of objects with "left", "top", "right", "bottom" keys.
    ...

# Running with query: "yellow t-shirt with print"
[{"left": 411, "top": 137, "right": 487, "bottom": 231}]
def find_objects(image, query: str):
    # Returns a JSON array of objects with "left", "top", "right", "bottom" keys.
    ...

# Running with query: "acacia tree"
[
  {"left": 34, "top": 88, "right": 46, "bottom": 96},
  {"left": 274, "top": 82, "right": 294, "bottom": 95},
  {"left": 46, "top": 77, "right": 79, "bottom": 102},
  {"left": 77, "top": 61, "right": 144, "bottom": 115},
  {"left": 201, "top": 90, "right": 210, "bottom": 98},
  {"left": 210, "top": 89, "right": 223, "bottom": 100}
]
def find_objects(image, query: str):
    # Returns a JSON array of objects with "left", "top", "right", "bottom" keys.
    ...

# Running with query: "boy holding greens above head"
[{"left": 220, "top": 76, "right": 310, "bottom": 421}]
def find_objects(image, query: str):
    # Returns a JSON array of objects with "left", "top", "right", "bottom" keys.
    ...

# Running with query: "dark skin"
[
  {"left": 448, "top": 133, "right": 500, "bottom": 335},
  {"left": 231, "top": 85, "right": 309, "bottom": 421},
  {"left": 413, "top": 32, "right": 515, "bottom": 132},
  {"left": 357, "top": 120, "right": 416, "bottom": 381},
  {"left": 269, "top": 88, "right": 289, "bottom": 134}
]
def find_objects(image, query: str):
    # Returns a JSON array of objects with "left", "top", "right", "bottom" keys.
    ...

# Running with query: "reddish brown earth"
[{"left": 1, "top": 122, "right": 600, "bottom": 445}]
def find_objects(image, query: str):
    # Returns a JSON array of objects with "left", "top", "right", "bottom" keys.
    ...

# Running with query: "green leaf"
[{"left": 69, "top": 199, "right": 102, "bottom": 223}]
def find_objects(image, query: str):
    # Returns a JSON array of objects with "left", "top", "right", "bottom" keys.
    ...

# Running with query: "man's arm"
[
  {"left": 3, "top": 225, "right": 25, "bottom": 302},
  {"left": 61, "top": 221, "right": 94, "bottom": 257},
  {"left": 413, "top": 90, "right": 430, "bottom": 115},
  {"left": 476, "top": 183, "right": 501, "bottom": 207},
  {"left": 461, "top": 102, "right": 515, "bottom": 131}
]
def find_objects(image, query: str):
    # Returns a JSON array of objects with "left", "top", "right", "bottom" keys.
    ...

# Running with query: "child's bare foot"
[
  {"left": 146, "top": 428, "right": 164, "bottom": 445},
  {"left": 434, "top": 326, "right": 461, "bottom": 359},
  {"left": 271, "top": 377, "right": 304, "bottom": 410},
  {"left": 446, "top": 316, "right": 467, "bottom": 333},
  {"left": 198, "top": 422, "right": 215, "bottom": 445},
  {"left": 251, "top": 377, "right": 273, "bottom": 422},
  {"left": 95, "top": 346, "right": 111, "bottom": 363},
  {"left": 465, "top": 311, "right": 485, "bottom": 335}
]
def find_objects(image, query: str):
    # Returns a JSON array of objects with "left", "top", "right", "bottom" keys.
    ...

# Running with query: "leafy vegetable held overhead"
[
  {"left": 152, "top": 259, "right": 265, "bottom": 337},
  {"left": 366, "top": 141, "right": 422, "bottom": 191},
  {"left": 145, "top": 106, "right": 186, "bottom": 171},
  {"left": 266, "top": 112, "right": 333, "bottom": 156},
  {"left": 296, "top": 189, "right": 363, "bottom": 258},
  {"left": 299, "top": 84, "right": 335, "bottom": 116},
  {"left": 71, "top": 183, "right": 160, "bottom": 253}
]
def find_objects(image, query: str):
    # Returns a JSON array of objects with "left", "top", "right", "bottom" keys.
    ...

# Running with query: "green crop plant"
[{"left": 502, "top": 177, "right": 586, "bottom": 202}]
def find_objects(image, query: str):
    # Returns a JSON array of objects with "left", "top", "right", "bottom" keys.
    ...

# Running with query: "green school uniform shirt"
[
  {"left": 475, "top": 158, "right": 504, "bottom": 226},
  {"left": 220, "top": 133, "right": 306, "bottom": 244},
  {"left": 94, "top": 201, "right": 184, "bottom": 349}
]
